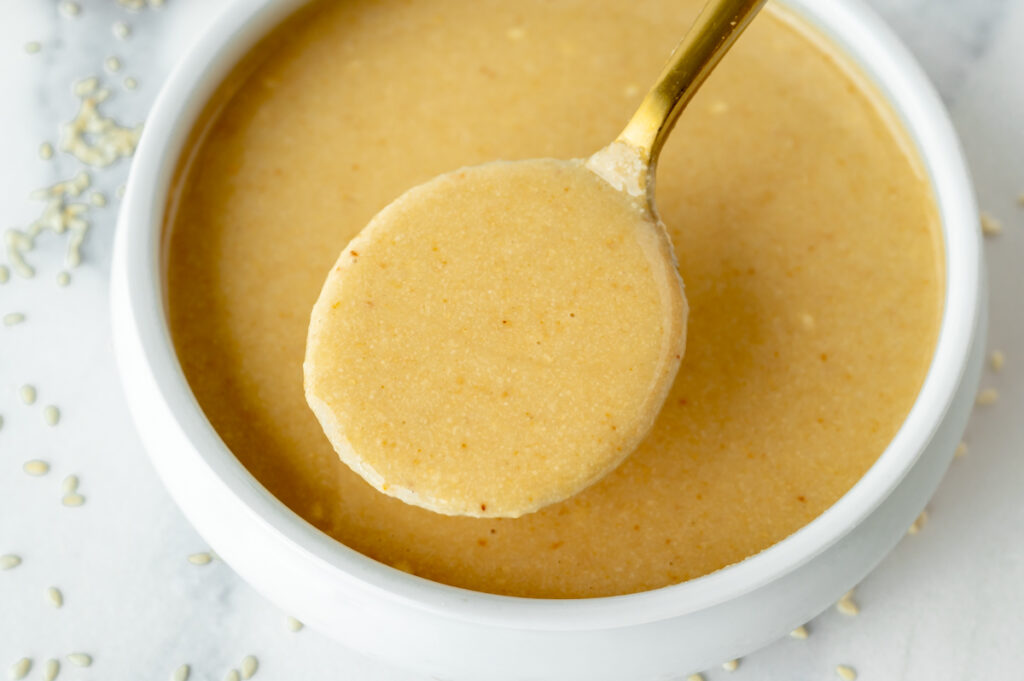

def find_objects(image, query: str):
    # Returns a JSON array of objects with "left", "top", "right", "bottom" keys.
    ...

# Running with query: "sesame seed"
[
  {"left": 61, "top": 493, "right": 85, "bottom": 507},
  {"left": 104, "top": 57, "right": 122, "bottom": 73},
  {"left": 0, "top": 266, "right": 8, "bottom": 283},
  {"left": 789, "top": 625, "right": 809, "bottom": 639},
  {"left": 46, "top": 586, "right": 63, "bottom": 608},
  {"left": 955, "top": 441, "right": 968, "bottom": 458},
  {"left": 836, "top": 590, "right": 859, "bottom": 616},
  {"left": 90, "top": 192, "right": 107, "bottom": 207},
  {"left": 113, "top": 21, "right": 131, "bottom": 39},
  {"left": 124, "top": 76, "right": 138, "bottom": 90},
  {"left": 1017, "top": 193, "right": 1024, "bottom": 207},
  {"left": 60, "top": 1, "right": 81, "bottom": 17},
  {"left": 8, "top": 658, "right": 31, "bottom": 680},
  {"left": 23, "top": 460, "right": 50, "bottom": 476},
  {"left": 225, "top": 670, "right": 240, "bottom": 681},
  {"left": 118, "top": 0, "right": 145, "bottom": 8},
  {"left": 836, "top": 664, "right": 857, "bottom": 680},
  {"left": 24, "top": 42, "right": 42, "bottom": 54},
  {"left": 240, "top": 656, "right": 258, "bottom": 679},
  {"left": 57, "top": 271, "right": 71, "bottom": 287},
  {"left": 39, "top": 143, "right": 54, "bottom": 160},
  {"left": 908, "top": 510, "right": 928, "bottom": 535},
  {"left": 721, "top": 659, "right": 739, "bottom": 672},
  {"left": 65, "top": 654, "right": 91, "bottom": 668},
  {"left": 42, "top": 660, "right": 58, "bottom": 681},
  {"left": 990, "top": 350, "right": 1005, "bottom": 372},
  {"left": 43, "top": 406, "right": 61, "bottom": 426},
  {"left": 62, "top": 475, "right": 79, "bottom": 494},
  {"left": 116, "top": 184, "right": 127, "bottom": 199},
  {"left": 286, "top": 616, "right": 304, "bottom": 632},
  {"left": 1, "top": 554, "right": 22, "bottom": 570},
  {"left": 20, "top": 385, "right": 37, "bottom": 405},
  {"left": 976, "top": 388, "right": 999, "bottom": 405},
  {"left": 686, "top": 674, "right": 705, "bottom": 681},
  {"left": 4, "top": 313, "right": 25, "bottom": 326},
  {"left": 980, "top": 211, "right": 1002, "bottom": 236},
  {"left": 710, "top": 101, "right": 729, "bottom": 114},
  {"left": 172, "top": 664, "right": 190, "bottom": 681},
  {"left": 187, "top": 552, "right": 213, "bottom": 566}
]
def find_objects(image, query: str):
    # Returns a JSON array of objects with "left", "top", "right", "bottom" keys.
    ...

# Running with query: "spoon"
[{"left": 305, "top": 0, "right": 767, "bottom": 518}]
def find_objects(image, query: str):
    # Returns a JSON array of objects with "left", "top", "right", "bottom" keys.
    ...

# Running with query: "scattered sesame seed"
[
  {"left": 286, "top": 616, "right": 304, "bottom": 632},
  {"left": 46, "top": 586, "right": 63, "bottom": 608},
  {"left": 124, "top": 76, "right": 138, "bottom": 90},
  {"left": 61, "top": 493, "right": 85, "bottom": 508},
  {"left": 836, "top": 590, "right": 859, "bottom": 616},
  {"left": 61, "top": 78, "right": 143, "bottom": 168},
  {"left": 990, "top": 350, "right": 1005, "bottom": 372},
  {"left": 104, "top": 56, "right": 122, "bottom": 73},
  {"left": 225, "top": 670, "right": 240, "bottom": 681},
  {"left": 187, "top": 552, "right": 213, "bottom": 566},
  {"left": 980, "top": 211, "right": 1002, "bottom": 236},
  {"left": 955, "top": 441, "right": 968, "bottom": 458},
  {"left": 8, "top": 658, "right": 31, "bottom": 681},
  {"left": 836, "top": 664, "right": 857, "bottom": 680},
  {"left": 23, "top": 460, "right": 50, "bottom": 476},
  {"left": 20, "top": 385, "right": 37, "bottom": 405},
  {"left": 89, "top": 192, "right": 107, "bottom": 207},
  {"left": 65, "top": 654, "right": 91, "bottom": 668},
  {"left": 39, "top": 143, "right": 54, "bottom": 160},
  {"left": 62, "top": 475, "right": 79, "bottom": 495},
  {"left": 172, "top": 665, "right": 190, "bottom": 681},
  {"left": 56, "top": 271, "right": 71, "bottom": 287},
  {"left": 976, "top": 388, "right": 999, "bottom": 405},
  {"left": 113, "top": 21, "right": 131, "bottom": 40},
  {"left": 710, "top": 100, "right": 729, "bottom": 114},
  {"left": 9, "top": 173, "right": 93, "bottom": 277},
  {"left": 149, "top": 0, "right": 165, "bottom": 6},
  {"left": 789, "top": 625, "right": 809, "bottom": 639},
  {"left": 908, "top": 510, "right": 928, "bottom": 535},
  {"left": 1017, "top": 193, "right": 1024, "bottom": 207},
  {"left": 4, "top": 313, "right": 26, "bottom": 326},
  {"left": 24, "top": 42, "right": 42, "bottom": 54},
  {"left": 43, "top": 406, "right": 61, "bottom": 426},
  {"left": 116, "top": 184, "right": 127, "bottom": 199},
  {"left": 686, "top": 674, "right": 705, "bottom": 681},
  {"left": 721, "top": 659, "right": 739, "bottom": 672},
  {"left": 60, "top": 1, "right": 81, "bottom": 17},
  {"left": 240, "top": 656, "right": 258, "bottom": 679},
  {"left": 118, "top": 0, "right": 145, "bottom": 8},
  {"left": 0, "top": 554, "right": 22, "bottom": 570},
  {"left": 42, "top": 659, "right": 58, "bottom": 681},
  {"left": 0, "top": 266, "right": 8, "bottom": 284}
]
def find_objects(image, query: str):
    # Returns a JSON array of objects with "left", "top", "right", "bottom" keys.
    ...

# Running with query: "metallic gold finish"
[{"left": 617, "top": 0, "right": 767, "bottom": 172}]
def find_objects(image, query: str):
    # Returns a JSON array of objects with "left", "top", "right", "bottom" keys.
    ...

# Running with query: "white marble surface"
[{"left": 1, "top": 1, "right": 1022, "bottom": 680}]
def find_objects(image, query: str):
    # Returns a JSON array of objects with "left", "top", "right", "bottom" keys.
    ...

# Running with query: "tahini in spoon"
[{"left": 305, "top": 0, "right": 766, "bottom": 518}]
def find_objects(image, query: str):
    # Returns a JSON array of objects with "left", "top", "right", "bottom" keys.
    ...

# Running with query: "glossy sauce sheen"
[{"left": 166, "top": 0, "right": 943, "bottom": 598}]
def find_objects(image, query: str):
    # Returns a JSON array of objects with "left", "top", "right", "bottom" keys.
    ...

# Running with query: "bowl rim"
[{"left": 116, "top": 0, "right": 981, "bottom": 630}]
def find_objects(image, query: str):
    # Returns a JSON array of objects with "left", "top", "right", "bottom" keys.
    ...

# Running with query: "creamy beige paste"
[
  {"left": 305, "top": 158, "right": 686, "bottom": 518},
  {"left": 166, "top": 0, "right": 943, "bottom": 598}
]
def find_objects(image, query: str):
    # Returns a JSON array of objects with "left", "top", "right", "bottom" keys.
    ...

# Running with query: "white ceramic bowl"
[{"left": 111, "top": 1, "right": 985, "bottom": 679}]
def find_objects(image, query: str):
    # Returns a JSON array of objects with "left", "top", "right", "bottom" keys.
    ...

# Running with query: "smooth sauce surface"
[
  {"left": 167, "top": 0, "right": 943, "bottom": 598},
  {"left": 305, "top": 159, "right": 686, "bottom": 518}
]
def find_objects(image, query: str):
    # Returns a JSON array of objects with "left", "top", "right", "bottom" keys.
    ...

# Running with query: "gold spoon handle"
[{"left": 617, "top": 0, "right": 767, "bottom": 168}]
